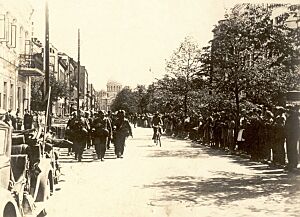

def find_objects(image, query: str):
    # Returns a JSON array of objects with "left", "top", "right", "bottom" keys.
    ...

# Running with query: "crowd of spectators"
[
  {"left": 0, "top": 109, "right": 45, "bottom": 131},
  {"left": 130, "top": 105, "right": 300, "bottom": 172}
]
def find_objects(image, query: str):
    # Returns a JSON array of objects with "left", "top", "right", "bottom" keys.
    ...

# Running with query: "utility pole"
[
  {"left": 45, "top": 0, "right": 50, "bottom": 129},
  {"left": 77, "top": 29, "right": 80, "bottom": 116}
]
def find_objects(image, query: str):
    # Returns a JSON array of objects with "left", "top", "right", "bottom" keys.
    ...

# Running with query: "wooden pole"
[
  {"left": 77, "top": 29, "right": 80, "bottom": 116},
  {"left": 45, "top": 0, "right": 50, "bottom": 129}
]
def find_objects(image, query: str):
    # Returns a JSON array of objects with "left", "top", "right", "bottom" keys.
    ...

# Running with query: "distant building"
[
  {"left": 107, "top": 80, "right": 122, "bottom": 98},
  {"left": 79, "top": 66, "right": 88, "bottom": 110},
  {"left": 96, "top": 89, "right": 108, "bottom": 111},
  {"left": 95, "top": 80, "right": 122, "bottom": 112},
  {"left": 87, "top": 83, "right": 95, "bottom": 112},
  {"left": 106, "top": 80, "right": 122, "bottom": 111}
]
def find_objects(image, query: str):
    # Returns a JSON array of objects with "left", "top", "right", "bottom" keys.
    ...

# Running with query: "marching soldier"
[
  {"left": 70, "top": 111, "right": 88, "bottom": 162},
  {"left": 91, "top": 110, "right": 112, "bottom": 161},
  {"left": 113, "top": 110, "right": 132, "bottom": 158}
]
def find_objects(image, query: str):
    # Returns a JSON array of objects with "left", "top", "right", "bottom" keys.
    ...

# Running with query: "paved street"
[{"left": 46, "top": 127, "right": 300, "bottom": 217}]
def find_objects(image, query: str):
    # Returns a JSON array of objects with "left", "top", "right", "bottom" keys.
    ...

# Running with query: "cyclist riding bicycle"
[{"left": 152, "top": 112, "right": 163, "bottom": 142}]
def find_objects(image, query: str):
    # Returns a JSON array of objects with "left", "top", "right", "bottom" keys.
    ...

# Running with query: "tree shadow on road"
[
  {"left": 144, "top": 172, "right": 300, "bottom": 214},
  {"left": 146, "top": 141, "right": 285, "bottom": 171},
  {"left": 147, "top": 148, "right": 207, "bottom": 159},
  {"left": 144, "top": 138, "right": 300, "bottom": 214}
]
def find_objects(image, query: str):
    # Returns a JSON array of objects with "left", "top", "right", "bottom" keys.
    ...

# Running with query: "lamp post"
[{"left": 45, "top": 0, "right": 51, "bottom": 130}]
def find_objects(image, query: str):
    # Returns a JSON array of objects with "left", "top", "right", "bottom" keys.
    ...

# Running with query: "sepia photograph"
[{"left": 0, "top": 0, "right": 299, "bottom": 216}]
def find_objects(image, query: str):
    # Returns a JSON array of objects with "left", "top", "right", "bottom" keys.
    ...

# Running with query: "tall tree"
[
  {"left": 31, "top": 74, "right": 70, "bottom": 111},
  {"left": 110, "top": 87, "right": 137, "bottom": 114},
  {"left": 200, "top": 5, "right": 300, "bottom": 125},
  {"left": 163, "top": 36, "right": 202, "bottom": 115},
  {"left": 134, "top": 85, "right": 148, "bottom": 113}
]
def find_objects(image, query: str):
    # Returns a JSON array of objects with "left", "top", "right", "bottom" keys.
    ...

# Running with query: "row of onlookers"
[
  {"left": 0, "top": 109, "right": 46, "bottom": 131},
  {"left": 130, "top": 105, "right": 300, "bottom": 171}
]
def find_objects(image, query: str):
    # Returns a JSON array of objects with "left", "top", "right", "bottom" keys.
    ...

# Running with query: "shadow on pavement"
[
  {"left": 145, "top": 137, "right": 300, "bottom": 213},
  {"left": 57, "top": 147, "right": 117, "bottom": 163},
  {"left": 144, "top": 172, "right": 300, "bottom": 212},
  {"left": 146, "top": 140, "right": 287, "bottom": 173}
]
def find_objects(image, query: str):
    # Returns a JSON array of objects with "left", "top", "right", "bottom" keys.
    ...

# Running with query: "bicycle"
[
  {"left": 155, "top": 131, "right": 161, "bottom": 147},
  {"left": 153, "top": 126, "right": 162, "bottom": 147}
]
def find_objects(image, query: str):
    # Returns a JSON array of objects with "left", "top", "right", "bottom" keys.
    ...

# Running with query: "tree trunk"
[
  {"left": 184, "top": 93, "right": 188, "bottom": 116},
  {"left": 234, "top": 80, "right": 240, "bottom": 143}
]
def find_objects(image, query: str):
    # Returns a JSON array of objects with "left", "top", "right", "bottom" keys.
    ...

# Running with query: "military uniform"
[
  {"left": 113, "top": 112, "right": 132, "bottom": 158},
  {"left": 70, "top": 116, "right": 88, "bottom": 161},
  {"left": 91, "top": 116, "right": 112, "bottom": 161}
]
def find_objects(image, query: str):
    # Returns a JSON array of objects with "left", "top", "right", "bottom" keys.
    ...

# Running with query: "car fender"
[
  {"left": 0, "top": 188, "right": 21, "bottom": 217},
  {"left": 35, "top": 158, "right": 53, "bottom": 202}
]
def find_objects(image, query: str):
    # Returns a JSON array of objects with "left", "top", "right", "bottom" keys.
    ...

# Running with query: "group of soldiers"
[{"left": 66, "top": 110, "right": 132, "bottom": 162}]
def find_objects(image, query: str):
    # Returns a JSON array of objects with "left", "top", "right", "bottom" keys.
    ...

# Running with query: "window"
[
  {"left": 10, "top": 84, "right": 14, "bottom": 110},
  {"left": 23, "top": 88, "right": 26, "bottom": 100},
  {"left": 17, "top": 87, "right": 21, "bottom": 110},
  {"left": 8, "top": 22, "right": 16, "bottom": 48},
  {"left": 23, "top": 88, "right": 26, "bottom": 110},
  {"left": 0, "top": 129, "right": 7, "bottom": 155},
  {"left": 5, "top": 17, "right": 17, "bottom": 48},
  {"left": 3, "top": 82, "right": 7, "bottom": 110},
  {"left": 19, "top": 26, "right": 24, "bottom": 53},
  {"left": 0, "top": 14, "right": 5, "bottom": 40}
]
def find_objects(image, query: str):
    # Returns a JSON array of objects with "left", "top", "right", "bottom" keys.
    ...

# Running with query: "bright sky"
[{"left": 29, "top": 0, "right": 297, "bottom": 91}]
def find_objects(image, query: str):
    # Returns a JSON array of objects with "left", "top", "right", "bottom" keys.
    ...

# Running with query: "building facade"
[
  {"left": 96, "top": 89, "right": 108, "bottom": 111},
  {"left": 95, "top": 80, "right": 122, "bottom": 112},
  {"left": 0, "top": 1, "right": 43, "bottom": 116},
  {"left": 79, "top": 65, "right": 88, "bottom": 110}
]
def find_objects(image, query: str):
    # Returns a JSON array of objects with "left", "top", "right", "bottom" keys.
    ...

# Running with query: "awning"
[{"left": 18, "top": 67, "right": 44, "bottom": 77}]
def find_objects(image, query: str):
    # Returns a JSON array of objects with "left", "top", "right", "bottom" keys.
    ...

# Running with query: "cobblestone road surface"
[{"left": 46, "top": 127, "right": 300, "bottom": 217}]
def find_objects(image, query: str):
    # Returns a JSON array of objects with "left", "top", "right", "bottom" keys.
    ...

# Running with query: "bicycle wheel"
[
  {"left": 156, "top": 133, "right": 161, "bottom": 147},
  {"left": 155, "top": 133, "right": 158, "bottom": 146}
]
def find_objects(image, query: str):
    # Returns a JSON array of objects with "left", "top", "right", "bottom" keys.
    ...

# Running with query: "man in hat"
[
  {"left": 70, "top": 110, "right": 88, "bottom": 161},
  {"left": 152, "top": 112, "right": 163, "bottom": 142},
  {"left": 91, "top": 110, "right": 112, "bottom": 161},
  {"left": 113, "top": 110, "right": 132, "bottom": 158},
  {"left": 66, "top": 111, "right": 77, "bottom": 155},
  {"left": 106, "top": 110, "right": 113, "bottom": 149},
  {"left": 23, "top": 109, "right": 33, "bottom": 130}
]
